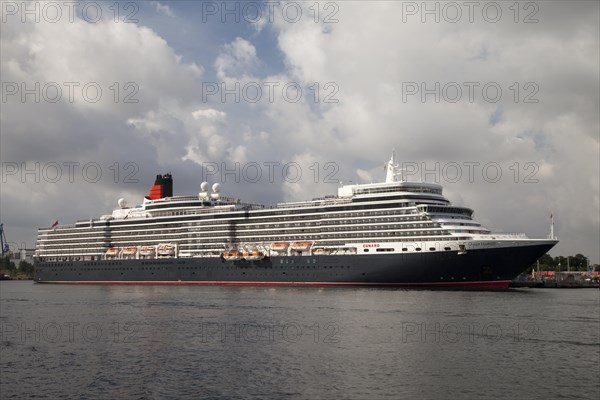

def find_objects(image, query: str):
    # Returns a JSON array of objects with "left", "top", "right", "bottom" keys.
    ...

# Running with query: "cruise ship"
[{"left": 34, "top": 153, "right": 557, "bottom": 288}]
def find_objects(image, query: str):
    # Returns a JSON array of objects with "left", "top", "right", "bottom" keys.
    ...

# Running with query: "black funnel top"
[{"left": 154, "top": 173, "right": 173, "bottom": 197}]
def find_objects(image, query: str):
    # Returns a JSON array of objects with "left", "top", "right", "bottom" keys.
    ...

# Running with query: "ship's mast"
[
  {"left": 385, "top": 150, "right": 404, "bottom": 183},
  {"left": 549, "top": 213, "right": 556, "bottom": 240}
]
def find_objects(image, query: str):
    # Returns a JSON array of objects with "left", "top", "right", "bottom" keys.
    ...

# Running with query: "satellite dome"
[
  {"left": 212, "top": 183, "right": 221, "bottom": 193},
  {"left": 118, "top": 198, "right": 127, "bottom": 208},
  {"left": 200, "top": 181, "right": 209, "bottom": 191}
]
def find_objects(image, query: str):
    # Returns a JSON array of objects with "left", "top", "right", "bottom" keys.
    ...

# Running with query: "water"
[{"left": 1, "top": 281, "right": 598, "bottom": 400}]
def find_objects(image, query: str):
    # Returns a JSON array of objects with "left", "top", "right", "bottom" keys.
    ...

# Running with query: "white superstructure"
[{"left": 35, "top": 153, "right": 545, "bottom": 262}]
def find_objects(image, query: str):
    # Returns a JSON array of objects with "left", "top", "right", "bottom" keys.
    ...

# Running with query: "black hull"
[{"left": 34, "top": 243, "right": 555, "bottom": 289}]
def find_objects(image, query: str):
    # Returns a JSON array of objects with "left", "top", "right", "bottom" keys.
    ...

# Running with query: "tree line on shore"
[
  {"left": 532, "top": 253, "right": 597, "bottom": 272},
  {"left": 0, "top": 256, "right": 34, "bottom": 278}
]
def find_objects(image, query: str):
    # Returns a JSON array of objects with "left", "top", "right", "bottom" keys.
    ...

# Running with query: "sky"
[{"left": 1, "top": 1, "right": 599, "bottom": 263}]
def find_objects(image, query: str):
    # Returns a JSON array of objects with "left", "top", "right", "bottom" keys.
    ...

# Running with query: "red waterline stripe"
[{"left": 39, "top": 280, "right": 511, "bottom": 288}]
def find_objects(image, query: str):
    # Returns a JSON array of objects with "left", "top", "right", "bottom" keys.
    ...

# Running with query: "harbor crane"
[{"left": 0, "top": 224, "right": 10, "bottom": 256}]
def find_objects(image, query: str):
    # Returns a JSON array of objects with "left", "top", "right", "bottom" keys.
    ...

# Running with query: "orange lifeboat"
[
  {"left": 122, "top": 247, "right": 138, "bottom": 255},
  {"left": 106, "top": 248, "right": 120, "bottom": 257},
  {"left": 157, "top": 243, "right": 176, "bottom": 257},
  {"left": 139, "top": 246, "right": 156, "bottom": 257},
  {"left": 270, "top": 242, "right": 290, "bottom": 251},
  {"left": 290, "top": 242, "right": 312, "bottom": 251},
  {"left": 313, "top": 248, "right": 330, "bottom": 256},
  {"left": 223, "top": 251, "right": 243, "bottom": 261},
  {"left": 243, "top": 251, "right": 265, "bottom": 261}
]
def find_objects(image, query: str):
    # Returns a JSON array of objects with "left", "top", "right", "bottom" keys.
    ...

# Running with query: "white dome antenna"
[
  {"left": 211, "top": 183, "right": 221, "bottom": 200},
  {"left": 199, "top": 181, "right": 209, "bottom": 199},
  {"left": 118, "top": 198, "right": 127, "bottom": 208}
]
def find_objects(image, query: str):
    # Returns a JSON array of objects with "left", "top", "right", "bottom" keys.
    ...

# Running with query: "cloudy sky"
[{"left": 1, "top": 1, "right": 598, "bottom": 263}]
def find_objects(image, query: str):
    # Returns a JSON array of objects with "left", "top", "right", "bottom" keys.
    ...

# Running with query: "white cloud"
[
  {"left": 215, "top": 37, "right": 259, "bottom": 81},
  {"left": 153, "top": 1, "right": 175, "bottom": 18},
  {"left": 192, "top": 108, "right": 227, "bottom": 120},
  {"left": 356, "top": 169, "right": 373, "bottom": 184}
]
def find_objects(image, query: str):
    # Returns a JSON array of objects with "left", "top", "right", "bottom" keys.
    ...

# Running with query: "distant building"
[{"left": 9, "top": 249, "right": 35, "bottom": 266}]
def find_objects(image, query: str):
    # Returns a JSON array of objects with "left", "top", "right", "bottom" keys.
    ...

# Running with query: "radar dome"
[
  {"left": 200, "top": 181, "right": 209, "bottom": 191},
  {"left": 118, "top": 198, "right": 127, "bottom": 208},
  {"left": 212, "top": 183, "right": 221, "bottom": 193}
]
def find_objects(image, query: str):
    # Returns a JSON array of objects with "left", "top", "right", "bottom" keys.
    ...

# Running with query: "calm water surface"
[{"left": 1, "top": 281, "right": 598, "bottom": 399}]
